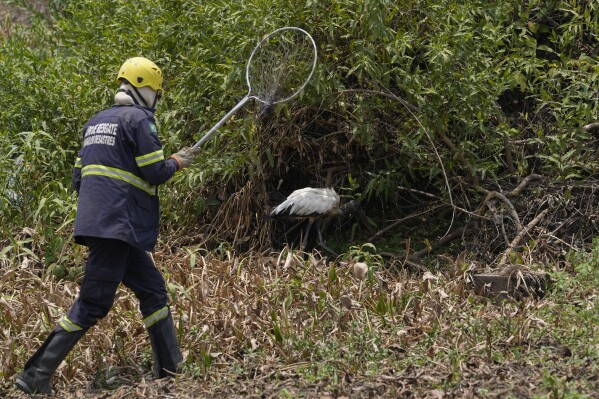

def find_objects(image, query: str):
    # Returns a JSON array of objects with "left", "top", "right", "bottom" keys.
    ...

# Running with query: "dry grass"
[{"left": 1, "top": 243, "right": 598, "bottom": 398}]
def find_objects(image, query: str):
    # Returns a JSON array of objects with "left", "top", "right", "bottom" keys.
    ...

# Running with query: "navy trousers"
[{"left": 65, "top": 237, "right": 168, "bottom": 329}]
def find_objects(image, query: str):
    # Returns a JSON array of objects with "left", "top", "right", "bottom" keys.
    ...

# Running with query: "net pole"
[{"left": 192, "top": 95, "right": 251, "bottom": 149}]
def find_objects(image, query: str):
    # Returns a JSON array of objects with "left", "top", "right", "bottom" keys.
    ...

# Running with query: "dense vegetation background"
[
  {"left": 1, "top": 0, "right": 598, "bottom": 260},
  {"left": 0, "top": 0, "right": 598, "bottom": 398},
  {"left": 0, "top": 0, "right": 598, "bottom": 255}
]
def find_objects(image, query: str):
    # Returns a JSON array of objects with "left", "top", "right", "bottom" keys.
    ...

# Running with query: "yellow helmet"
[{"left": 117, "top": 57, "right": 163, "bottom": 91}]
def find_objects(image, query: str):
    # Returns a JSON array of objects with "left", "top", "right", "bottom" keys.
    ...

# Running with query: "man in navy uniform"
[{"left": 16, "top": 57, "right": 197, "bottom": 395}]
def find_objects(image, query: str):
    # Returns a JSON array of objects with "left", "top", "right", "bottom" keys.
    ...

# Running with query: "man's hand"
[{"left": 170, "top": 147, "right": 200, "bottom": 170}]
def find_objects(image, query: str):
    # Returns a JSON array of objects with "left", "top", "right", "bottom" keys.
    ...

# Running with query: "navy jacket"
[{"left": 72, "top": 105, "right": 178, "bottom": 251}]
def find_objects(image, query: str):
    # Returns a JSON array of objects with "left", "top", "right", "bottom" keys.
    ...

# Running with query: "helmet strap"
[
  {"left": 129, "top": 85, "right": 148, "bottom": 107},
  {"left": 116, "top": 81, "right": 158, "bottom": 109}
]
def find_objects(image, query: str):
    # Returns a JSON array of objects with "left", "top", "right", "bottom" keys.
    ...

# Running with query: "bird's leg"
[
  {"left": 300, "top": 219, "right": 314, "bottom": 252},
  {"left": 316, "top": 222, "right": 339, "bottom": 257}
]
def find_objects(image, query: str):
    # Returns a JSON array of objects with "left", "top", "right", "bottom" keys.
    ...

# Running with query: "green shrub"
[{"left": 1, "top": 0, "right": 597, "bottom": 258}]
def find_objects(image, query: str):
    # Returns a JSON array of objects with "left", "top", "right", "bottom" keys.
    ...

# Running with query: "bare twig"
[
  {"left": 498, "top": 209, "right": 549, "bottom": 267},
  {"left": 339, "top": 88, "right": 421, "bottom": 113},
  {"left": 407, "top": 227, "right": 466, "bottom": 261},
  {"left": 379, "top": 252, "right": 428, "bottom": 272},
  {"left": 508, "top": 174, "right": 545, "bottom": 197},
  {"left": 502, "top": 132, "right": 516, "bottom": 174},
  {"left": 367, "top": 205, "right": 444, "bottom": 243},
  {"left": 486, "top": 200, "right": 511, "bottom": 246},
  {"left": 396, "top": 185, "right": 438, "bottom": 199},
  {"left": 396, "top": 185, "right": 493, "bottom": 221},
  {"left": 485, "top": 191, "right": 523, "bottom": 233},
  {"left": 544, "top": 233, "right": 580, "bottom": 251},
  {"left": 436, "top": 129, "right": 480, "bottom": 188}
]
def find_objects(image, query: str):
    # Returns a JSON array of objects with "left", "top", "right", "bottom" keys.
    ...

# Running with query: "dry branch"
[
  {"left": 508, "top": 174, "right": 545, "bottom": 197},
  {"left": 338, "top": 88, "right": 421, "bottom": 113},
  {"left": 498, "top": 209, "right": 549, "bottom": 267},
  {"left": 407, "top": 227, "right": 466, "bottom": 261},
  {"left": 483, "top": 191, "right": 523, "bottom": 232},
  {"left": 502, "top": 132, "right": 516, "bottom": 174},
  {"left": 367, "top": 204, "right": 444, "bottom": 243},
  {"left": 396, "top": 185, "right": 493, "bottom": 221},
  {"left": 436, "top": 129, "right": 480, "bottom": 187}
]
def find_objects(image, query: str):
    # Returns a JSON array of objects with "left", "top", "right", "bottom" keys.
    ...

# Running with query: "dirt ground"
[{"left": 2, "top": 355, "right": 597, "bottom": 398}]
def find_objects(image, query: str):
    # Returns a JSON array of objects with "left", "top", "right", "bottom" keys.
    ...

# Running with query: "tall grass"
[{"left": 1, "top": 244, "right": 598, "bottom": 397}]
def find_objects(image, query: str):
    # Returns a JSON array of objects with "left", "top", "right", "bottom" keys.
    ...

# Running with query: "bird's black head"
[
  {"left": 339, "top": 200, "right": 373, "bottom": 233},
  {"left": 339, "top": 199, "right": 360, "bottom": 213}
]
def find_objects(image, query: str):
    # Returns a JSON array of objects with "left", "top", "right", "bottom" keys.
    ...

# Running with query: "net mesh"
[{"left": 247, "top": 27, "right": 317, "bottom": 105}]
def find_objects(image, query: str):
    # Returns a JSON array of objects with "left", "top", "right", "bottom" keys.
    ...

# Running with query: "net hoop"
[{"left": 245, "top": 26, "right": 318, "bottom": 105}]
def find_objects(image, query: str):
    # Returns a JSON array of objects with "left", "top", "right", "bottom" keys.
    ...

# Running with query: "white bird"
[{"left": 269, "top": 187, "right": 360, "bottom": 255}]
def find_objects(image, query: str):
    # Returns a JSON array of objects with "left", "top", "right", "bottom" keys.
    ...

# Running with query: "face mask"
[{"left": 114, "top": 83, "right": 160, "bottom": 108}]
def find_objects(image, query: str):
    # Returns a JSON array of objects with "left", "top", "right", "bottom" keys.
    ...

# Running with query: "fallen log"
[{"left": 466, "top": 266, "right": 552, "bottom": 300}]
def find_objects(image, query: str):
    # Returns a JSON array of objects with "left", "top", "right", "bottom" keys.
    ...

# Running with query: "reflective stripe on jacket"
[{"left": 72, "top": 105, "right": 178, "bottom": 251}]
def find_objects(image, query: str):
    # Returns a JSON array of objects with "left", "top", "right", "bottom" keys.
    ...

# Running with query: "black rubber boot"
[
  {"left": 15, "top": 326, "right": 87, "bottom": 395},
  {"left": 146, "top": 310, "right": 183, "bottom": 378}
]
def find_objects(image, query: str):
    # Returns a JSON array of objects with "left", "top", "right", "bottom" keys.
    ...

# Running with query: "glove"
[{"left": 170, "top": 146, "right": 199, "bottom": 170}]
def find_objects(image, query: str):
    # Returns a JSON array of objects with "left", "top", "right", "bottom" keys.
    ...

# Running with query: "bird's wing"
[{"left": 271, "top": 187, "right": 339, "bottom": 217}]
